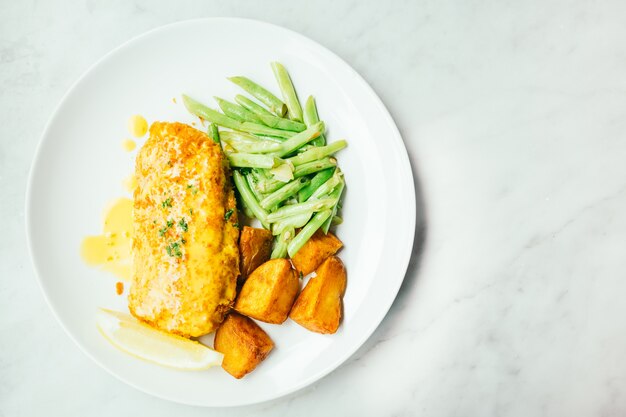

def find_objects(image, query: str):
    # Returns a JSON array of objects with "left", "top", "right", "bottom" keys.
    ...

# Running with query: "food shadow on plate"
[{"left": 338, "top": 142, "right": 427, "bottom": 365}]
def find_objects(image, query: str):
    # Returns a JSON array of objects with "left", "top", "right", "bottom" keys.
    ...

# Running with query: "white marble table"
[{"left": 3, "top": 1, "right": 626, "bottom": 416}]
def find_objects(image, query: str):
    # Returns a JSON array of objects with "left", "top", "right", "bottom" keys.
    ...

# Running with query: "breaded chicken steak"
[{"left": 129, "top": 122, "right": 239, "bottom": 337}]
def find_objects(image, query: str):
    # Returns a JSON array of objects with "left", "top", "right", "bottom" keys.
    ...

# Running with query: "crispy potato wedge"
[
  {"left": 239, "top": 226, "right": 273, "bottom": 282},
  {"left": 290, "top": 256, "right": 347, "bottom": 334},
  {"left": 291, "top": 230, "right": 343, "bottom": 276},
  {"left": 234, "top": 258, "right": 299, "bottom": 324},
  {"left": 214, "top": 312, "right": 274, "bottom": 379}
]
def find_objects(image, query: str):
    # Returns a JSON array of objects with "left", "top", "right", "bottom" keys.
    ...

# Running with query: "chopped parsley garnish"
[
  {"left": 166, "top": 241, "right": 183, "bottom": 258},
  {"left": 187, "top": 184, "right": 199, "bottom": 195},
  {"left": 224, "top": 209, "right": 234, "bottom": 221},
  {"left": 233, "top": 222, "right": 240, "bottom": 229},
  {"left": 299, "top": 271, "right": 304, "bottom": 279},
  {"left": 178, "top": 218, "right": 188, "bottom": 232},
  {"left": 157, "top": 219, "right": 175, "bottom": 237},
  {"left": 161, "top": 197, "right": 173, "bottom": 208},
  {"left": 189, "top": 208, "right": 193, "bottom": 215}
]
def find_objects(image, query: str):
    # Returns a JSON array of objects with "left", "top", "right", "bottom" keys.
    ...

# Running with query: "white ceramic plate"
[{"left": 26, "top": 18, "right": 415, "bottom": 407}]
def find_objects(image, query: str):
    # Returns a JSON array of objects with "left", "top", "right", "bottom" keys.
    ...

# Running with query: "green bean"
[
  {"left": 287, "top": 140, "right": 347, "bottom": 166},
  {"left": 253, "top": 134, "right": 285, "bottom": 143},
  {"left": 271, "top": 228, "right": 293, "bottom": 259},
  {"left": 254, "top": 174, "right": 285, "bottom": 193},
  {"left": 233, "top": 170, "right": 269, "bottom": 228},
  {"left": 183, "top": 95, "right": 293, "bottom": 138},
  {"left": 298, "top": 168, "right": 335, "bottom": 202},
  {"left": 259, "top": 177, "right": 310, "bottom": 210},
  {"left": 321, "top": 179, "right": 345, "bottom": 233},
  {"left": 266, "top": 198, "right": 336, "bottom": 223},
  {"left": 287, "top": 209, "right": 333, "bottom": 257},
  {"left": 331, "top": 215, "right": 343, "bottom": 225},
  {"left": 209, "top": 123, "right": 220, "bottom": 144},
  {"left": 220, "top": 131, "right": 281, "bottom": 154},
  {"left": 214, "top": 97, "right": 262, "bottom": 124},
  {"left": 272, "top": 212, "right": 312, "bottom": 236},
  {"left": 246, "top": 173, "right": 265, "bottom": 202},
  {"left": 271, "top": 62, "right": 303, "bottom": 122},
  {"left": 256, "top": 114, "right": 307, "bottom": 132},
  {"left": 303, "top": 96, "right": 326, "bottom": 146},
  {"left": 241, "top": 122, "right": 295, "bottom": 139},
  {"left": 293, "top": 157, "right": 337, "bottom": 178},
  {"left": 310, "top": 170, "right": 343, "bottom": 201},
  {"left": 241, "top": 205, "right": 254, "bottom": 219},
  {"left": 183, "top": 95, "right": 242, "bottom": 130},
  {"left": 274, "top": 121, "right": 324, "bottom": 157},
  {"left": 227, "top": 153, "right": 280, "bottom": 169},
  {"left": 228, "top": 76, "right": 287, "bottom": 116},
  {"left": 234, "top": 94, "right": 273, "bottom": 116},
  {"left": 235, "top": 94, "right": 305, "bottom": 131}
]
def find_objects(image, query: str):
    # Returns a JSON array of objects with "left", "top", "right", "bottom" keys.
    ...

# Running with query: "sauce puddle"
[{"left": 80, "top": 198, "right": 133, "bottom": 281}]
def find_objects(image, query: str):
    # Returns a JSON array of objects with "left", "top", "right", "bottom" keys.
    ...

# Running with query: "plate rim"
[{"left": 25, "top": 17, "right": 416, "bottom": 407}]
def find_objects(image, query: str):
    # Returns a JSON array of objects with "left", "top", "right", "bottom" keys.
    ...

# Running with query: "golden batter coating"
[{"left": 129, "top": 122, "right": 239, "bottom": 337}]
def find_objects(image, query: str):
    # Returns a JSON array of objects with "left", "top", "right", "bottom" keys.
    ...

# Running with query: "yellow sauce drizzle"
[
  {"left": 123, "top": 174, "right": 137, "bottom": 193},
  {"left": 128, "top": 115, "right": 148, "bottom": 137},
  {"left": 122, "top": 139, "right": 136, "bottom": 151},
  {"left": 81, "top": 198, "right": 133, "bottom": 281}
]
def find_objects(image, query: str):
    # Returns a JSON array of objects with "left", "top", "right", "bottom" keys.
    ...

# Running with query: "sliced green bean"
[
  {"left": 241, "top": 205, "right": 254, "bottom": 219},
  {"left": 272, "top": 212, "right": 312, "bottom": 236},
  {"left": 303, "top": 96, "right": 326, "bottom": 146},
  {"left": 271, "top": 228, "right": 293, "bottom": 259},
  {"left": 183, "top": 95, "right": 242, "bottom": 130},
  {"left": 310, "top": 170, "right": 343, "bottom": 201},
  {"left": 274, "top": 121, "right": 324, "bottom": 157},
  {"left": 293, "top": 157, "right": 337, "bottom": 178},
  {"left": 234, "top": 94, "right": 273, "bottom": 116},
  {"left": 183, "top": 95, "right": 293, "bottom": 138},
  {"left": 246, "top": 173, "right": 265, "bottom": 202},
  {"left": 298, "top": 168, "right": 335, "bottom": 202},
  {"left": 287, "top": 209, "right": 333, "bottom": 257},
  {"left": 271, "top": 62, "right": 303, "bottom": 122},
  {"left": 254, "top": 173, "right": 286, "bottom": 193},
  {"left": 233, "top": 170, "right": 269, "bottom": 228},
  {"left": 214, "top": 97, "right": 262, "bottom": 124},
  {"left": 241, "top": 122, "right": 295, "bottom": 139},
  {"left": 287, "top": 140, "right": 347, "bottom": 166},
  {"left": 235, "top": 95, "right": 305, "bottom": 131},
  {"left": 220, "top": 131, "right": 281, "bottom": 154},
  {"left": 321, "top": 180, "right": 345, "bottom": 234},
  {"left": 227, "top": 153, "right": 280, "bottom": 169},
  {"left": 256, "top": 114, "right": 307, "bottom": 132},
  {"left": 209, "top": 123, "right": 220, "bottom": 144},
  {"left": 266, "top": 198, "right": 336, "bottom": 223},
  {"left": 228, "top": 76, "right": 287, "bottom": 116},
  {"left": 259, "top": 177, "right": 310, "bottom": 210}
]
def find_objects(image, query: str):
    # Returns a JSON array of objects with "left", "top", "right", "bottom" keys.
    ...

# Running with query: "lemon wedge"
[{"left": 96, "top": 308, "right": 223, "bottom": 370}]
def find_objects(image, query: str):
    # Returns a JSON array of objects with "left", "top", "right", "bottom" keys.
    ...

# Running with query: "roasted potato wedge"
[
  {"left": 214, "top": 312, "right": 274, "bottom": 379},
  {"left": 239, "top": 226, "right": 273, "bottom": 282},
  {"left": 234, "top": 258, "right": 299, "bottom": 324},
  {"left": 291, "top": 230, "right": 343, "bottom": 276},
  {"left": 290, "top": 256, "right": 347, "bottom": 334}
]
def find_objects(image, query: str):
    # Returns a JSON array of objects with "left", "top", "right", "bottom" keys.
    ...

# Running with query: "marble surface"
[{"left": 3, "top": 0, "right": 626, "bottom": 415}]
